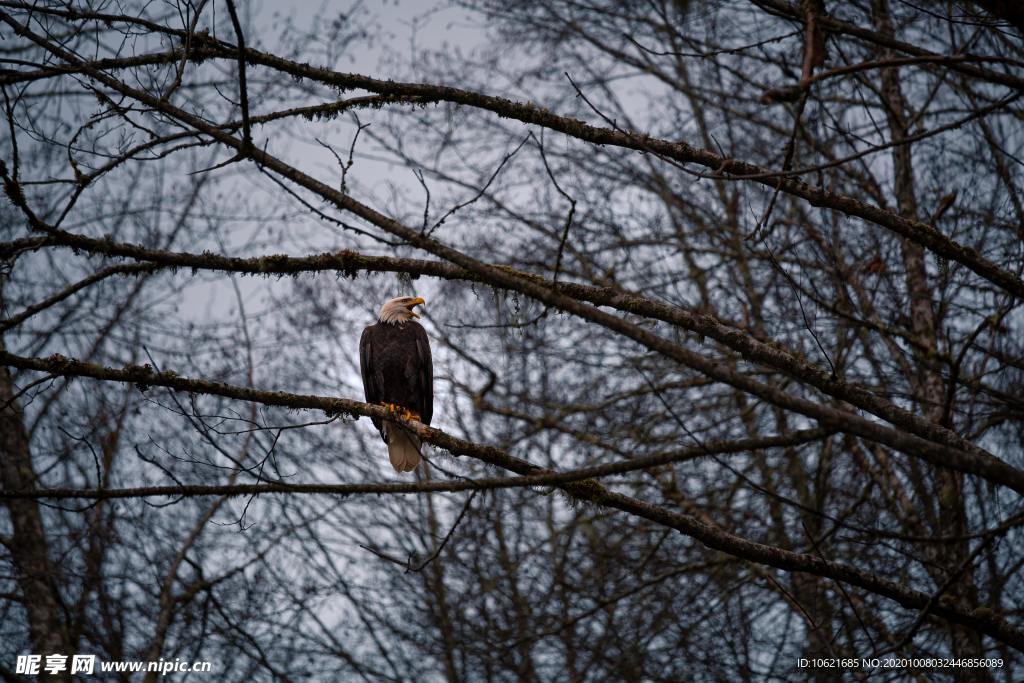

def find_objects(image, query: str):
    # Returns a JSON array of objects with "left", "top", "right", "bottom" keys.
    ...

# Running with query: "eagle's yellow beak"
[{"left": 406, "top": 296, "right": 426, "bottom": 318}]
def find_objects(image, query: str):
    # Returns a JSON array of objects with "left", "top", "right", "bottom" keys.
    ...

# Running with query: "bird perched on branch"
[{"left": 359, "top": 296, "right": 433, "bottom": 472}]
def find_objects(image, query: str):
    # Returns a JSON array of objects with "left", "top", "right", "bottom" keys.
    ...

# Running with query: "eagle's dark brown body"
[{"left": 359, "top": 319, "right": 433, "bottom": 434}]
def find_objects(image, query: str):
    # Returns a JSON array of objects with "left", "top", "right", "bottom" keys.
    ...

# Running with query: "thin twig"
[
  {"left": 407, "top": 490, "right": 478, "bottom": 572},
  {"left": 747, "top": 90, "right": 809, "bottom": 241},
  {"left": 532, "top": 130, "right": 577, "bottom": 284},
  {"left": 425, "top": 135, "right": 530, "bottom": 238},
  {"left": 224, "top": 0, "right": 251, "bottom": 152}
]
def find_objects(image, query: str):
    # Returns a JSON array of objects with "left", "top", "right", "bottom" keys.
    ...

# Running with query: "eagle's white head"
[{"left": 378, "top": 296, "right": 425, "bottom": 324}]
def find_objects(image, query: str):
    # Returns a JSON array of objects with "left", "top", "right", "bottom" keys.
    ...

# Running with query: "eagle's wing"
[
  {"left": 359, "top": 325, "right": 383, "bottom": 433},
  {"left": 414, "top": 322, "right": 433, "bottom": 426}
]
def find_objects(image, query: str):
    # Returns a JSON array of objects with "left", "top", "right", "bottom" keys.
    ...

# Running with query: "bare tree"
[{"left": 1, "top": 1, "right": 1022, "bottom": 680}]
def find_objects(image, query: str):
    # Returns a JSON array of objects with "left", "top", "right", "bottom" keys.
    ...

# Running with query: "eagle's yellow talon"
[{"left": 378, "top": 403, "right": 420, "bottom": 422}]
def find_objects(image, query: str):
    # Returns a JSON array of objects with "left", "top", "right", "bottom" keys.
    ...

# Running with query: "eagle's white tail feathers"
[{"left": 383, "top": 420, "right": 421, "bottom": 472}]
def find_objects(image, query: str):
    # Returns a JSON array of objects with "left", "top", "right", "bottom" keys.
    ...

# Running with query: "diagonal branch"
[
  {"left": 0, "top": 262, "right": 157, "bottom": 332},
  {"left": 3, "top": 220, "right": 1019, "bottom": 492},
  {"left": 1, "top": 92, "right": 1020, "bottom": 496},
  {"left": 1, "top": 9, "right": 1021, "bottom": 299},
  {"left": 0, "top": 351, "right": 1021, "bottom": 651}
]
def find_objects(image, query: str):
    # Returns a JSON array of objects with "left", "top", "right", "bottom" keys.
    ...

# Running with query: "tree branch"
[
  {"left": 0, "top": 350, "right": 1021, "bottom": 649},
  {"left": 1, "top": 8, "right": 1020, "bottom": 299},
  {"left": 2, "top": 222, "right": 1017, "bottom": 490}
]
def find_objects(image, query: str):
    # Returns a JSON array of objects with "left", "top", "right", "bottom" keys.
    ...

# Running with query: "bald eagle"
[{"left": 359, "top": 296, "right": 433, "bottom": 472}]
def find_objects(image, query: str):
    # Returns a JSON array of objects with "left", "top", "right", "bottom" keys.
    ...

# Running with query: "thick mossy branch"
[
  {"left": 2, "top": 347, "right": 1021, "bottom": 650},
  {"left": 7, "top": 225, "right": 1015, "bottom": 489}
]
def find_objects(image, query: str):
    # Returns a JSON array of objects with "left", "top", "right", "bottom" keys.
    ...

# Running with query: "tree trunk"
[{"left": 0, "top": 340, "right": 73, "bottom": 680}]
